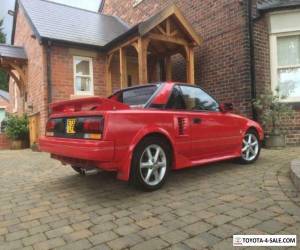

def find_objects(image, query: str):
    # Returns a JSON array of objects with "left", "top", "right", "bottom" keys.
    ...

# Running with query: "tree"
[{"left": 0, "top": 19, "right": 8, "bottom": 91}]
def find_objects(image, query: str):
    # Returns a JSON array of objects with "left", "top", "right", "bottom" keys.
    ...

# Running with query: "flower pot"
[
  {"left": 264, "top": 134, "right": 285, "bottom": 149},
  {"left": 10, "top": 140, "right": 23, "bottom": 150}
]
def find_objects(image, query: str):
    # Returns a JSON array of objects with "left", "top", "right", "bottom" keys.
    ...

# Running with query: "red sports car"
[{"left": 39, "top": 82, "right": 263, "bottom": 190}]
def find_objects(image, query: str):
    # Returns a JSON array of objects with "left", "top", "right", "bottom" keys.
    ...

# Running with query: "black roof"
[
  {"left": 19, "top": 0, "right": 130, "bottom": 47},
  {"left": 257, "top": 0, "right": 300, "bottom": 11},
  {"left": 0, "top": 44, "right": 27, "bottom": 60}
]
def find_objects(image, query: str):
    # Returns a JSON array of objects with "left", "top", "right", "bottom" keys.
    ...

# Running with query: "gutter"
[
  {"left": 46, "top": 41, "right": 52, "bottom": 105},
  {"left": 247, "top": 0, "right": 257, "bottom": 120}
]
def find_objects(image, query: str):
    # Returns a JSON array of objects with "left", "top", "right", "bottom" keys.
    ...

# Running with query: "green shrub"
[
  {"left": 253, "top": 88, "right": 295, "bottom": 135},
  {"left": 5, "top": 115, "right": 29, "bottom": 140}
]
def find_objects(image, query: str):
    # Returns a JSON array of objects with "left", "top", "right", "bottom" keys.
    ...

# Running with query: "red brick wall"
[
  {"left": 12, "top": 5, "right": 48, "bottom": 135},
  {"left": 253, "top": 2, "right": 300, "bottom": 145},
  {"left": 50, "top": 46, "right": 106, "bottom": 102},
  {"left": 0, "top": 134, "right": 10, "bottom": 150},
  {"left": 103, "top": 0, "right": 253, "bottom": 117}
]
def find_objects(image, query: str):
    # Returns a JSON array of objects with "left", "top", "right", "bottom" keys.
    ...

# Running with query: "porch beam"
[
  {"left": 185, "top": 46, "right": 195, "bottom": 84},
  {"left": 105, "top": 54, "right": 113, "bottom": 95},
  {"left": 107, "top": 37, "right": 138, "bottom": 55},
  {"left": 147, "top": 33, "right": 189, "bottom": 46},
  {"left": 138, "top": 37, "right": 149, "bottom": 84},
  {"left": 165, "top": 55, "right": 172, "bottom": 81},
  {"left": 119, "top": 47, "right": 127, "bottom": 89}
]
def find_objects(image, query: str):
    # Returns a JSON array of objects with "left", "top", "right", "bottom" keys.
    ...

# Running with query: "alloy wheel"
[
  {"left": 139, "top": 144, "right": 167, "bottom": 186},
  {"left": 241, "top": 133, "right": 259, "bottom": 162}
]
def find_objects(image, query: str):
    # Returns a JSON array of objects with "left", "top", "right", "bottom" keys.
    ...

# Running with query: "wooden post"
[
  {"left": 105, "top": 54, "right": 113, "bottom": 95},
  {"left": 119, "top": 47, "right": 127, "bottom": 89},
  {"left": 186, "top": 46, "right": 195, "bottom": 84},
  {"left": 165, "top": 55, "right": 172, "bottom": 81},
  {"left": 138, "top": 37, "right": 149, "bottom": 84}
]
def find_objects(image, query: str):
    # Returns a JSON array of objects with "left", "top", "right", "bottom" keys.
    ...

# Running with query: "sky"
[{"left": 0, "top": 0, "right": 101, "bottom": 44}]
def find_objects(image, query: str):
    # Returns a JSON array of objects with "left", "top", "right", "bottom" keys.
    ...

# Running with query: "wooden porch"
[{"left": 105, "top": 5, "right": 202, "bottom": 95}]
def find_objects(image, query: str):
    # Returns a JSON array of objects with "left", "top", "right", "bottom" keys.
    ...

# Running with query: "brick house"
[{"left": 0, "top": 0, "right": 299, "bottom": 145}]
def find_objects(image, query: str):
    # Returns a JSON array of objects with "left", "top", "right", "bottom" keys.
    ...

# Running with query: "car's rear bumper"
[{"left": 39, "top": 136, "right": 114, "bottom": 162}]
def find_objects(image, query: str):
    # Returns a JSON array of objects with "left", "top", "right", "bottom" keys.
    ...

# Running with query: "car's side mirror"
[{"left": 220, "top": 102, "right": 233, "bottom": 112}]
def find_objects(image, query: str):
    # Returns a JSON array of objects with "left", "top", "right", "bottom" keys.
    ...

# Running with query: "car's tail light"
[
  {"left": 77, "top": 117, "right": 104, "bottom": 140},
  {"left": 46, "top": 119, "right": 56, "bottom": 136}
]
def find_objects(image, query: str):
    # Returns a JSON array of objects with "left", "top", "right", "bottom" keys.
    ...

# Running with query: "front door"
[{"left": 167, "top": 85, "right": 240, "bottom": 160}]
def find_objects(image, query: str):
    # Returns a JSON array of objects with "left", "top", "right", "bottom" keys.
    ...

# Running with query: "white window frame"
[
  {"left": 73, "top": 56, "right": 94, "bottom": 96},
  {"left": 270, "top": 31, "right": 300, "bottom": 102}
]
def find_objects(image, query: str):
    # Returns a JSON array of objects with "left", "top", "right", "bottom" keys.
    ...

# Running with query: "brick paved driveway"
[{"left": 0, "top": 148, "right": 300, "bottom": 250}]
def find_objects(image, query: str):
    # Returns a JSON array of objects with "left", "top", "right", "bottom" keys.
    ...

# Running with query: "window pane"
[
  {"left": 180, "top": 86, "right": 219, "bottom": 111},
  {"left": 76, "top": 76, "right": 91, "bottom": 92},
  {"left": 277, "top": 35, "right": 300, "bottom": 66},
  {"left": 75, "top": 59, "right": 90, "bottom": 75},
  {"left": 166, "top": 86, "right": 186, "bottom": 110},
  {"left": 278, "top": 67, "right": 300, "bottom": 99},
  {"left": 120, "top": 85, "right": 158, "bottom": 106}
]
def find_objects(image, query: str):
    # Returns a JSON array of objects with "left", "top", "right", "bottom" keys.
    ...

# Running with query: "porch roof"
[
  {"left": 106, "top": 4, "right": 202, "bottom": 50},
  {"left": 0, "top": 44, "right": 27, "bottom": 61}
]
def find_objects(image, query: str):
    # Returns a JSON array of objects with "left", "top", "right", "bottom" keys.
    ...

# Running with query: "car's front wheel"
[
  {"left": 131, "top": 136, "right": 171, "bottom": 191},
  {"left": 239, "top": 130, "right": 261, "bottom": 164}
]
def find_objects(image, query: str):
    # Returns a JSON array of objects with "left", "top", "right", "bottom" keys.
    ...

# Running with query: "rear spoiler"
[{"left": 50, "top": 97, "right": 129, "bottom": 114}]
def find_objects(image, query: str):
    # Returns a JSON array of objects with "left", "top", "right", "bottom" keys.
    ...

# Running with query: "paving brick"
[
  {"left": 182, "top": 221, "right": 213, "bottom": 235},
  {"left": 138, "top": 225, "right": 171, "bottom": 239},
  {"left": 63, "top": 229, "right": 92, "bottom": 242},
  {"left": 131, "top": 237, "right": 169, "bottom": 250},
  {"left": 204, "top": 214, "right": 233, "bottom": 226},
  {"left": 136, "top": 217, "right": 161, "bottom": 228},
  {"left": 89, "top": 231, "right": 118, "bottom": 245},
  {"left": 256, "top": 220, "right": 286, "bottom": 234},
  {"left": 33, "top": 237, "right": 65, "bottom": 250},
  {"left": 6, "top": 230, "right": 28, "bottom": 241},
  {"left": 90, "top": 222, "right": 116, "bottom": 234},
  {"left": 107, "top": 233, "right": 143, "bottom": 250},
  {"left": 45, "top": 226, "right": 74, "bottom": 239},
  {"left": 22, "top": 233, "right": 47, "bottom": 246},
  {"left": 231, "top": 216, "right": 261, "bottom": 229},
  {"left": 160, "top": 229, "right": 189, "bottom": 244},
  {"left": 57, "top": 239, "right": 92, "bottom": 250},
  {"left": 114, "top": 224, "right": 141, "bottom": 236}
]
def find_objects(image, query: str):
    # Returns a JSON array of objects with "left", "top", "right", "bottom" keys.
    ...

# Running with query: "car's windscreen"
[{"left": 111, "top": 85, "right": 158, "bottom": 107}]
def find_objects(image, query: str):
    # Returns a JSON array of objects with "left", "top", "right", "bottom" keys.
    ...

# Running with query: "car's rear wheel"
[
  {"left": 71, "top": 165, "right": 84, "bottom": 175},
  {"left": 239, "top": 130, "right": 261, "bottom": 164},
  {"left": 131, "top": 136, "right": 171, "bottom": 191}
]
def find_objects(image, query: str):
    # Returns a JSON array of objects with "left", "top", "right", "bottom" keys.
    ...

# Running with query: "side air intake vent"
[{"left": 178, "top": 117, "right": 188, "bottom": 135}]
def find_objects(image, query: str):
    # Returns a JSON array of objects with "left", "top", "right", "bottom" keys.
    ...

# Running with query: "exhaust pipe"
[{"left": 82, "top": 168, "right": 100, "bottom": 176}]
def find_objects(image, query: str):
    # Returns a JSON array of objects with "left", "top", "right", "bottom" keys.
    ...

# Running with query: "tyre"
[
  {"left": 239, "top": 129, "right": 261, "bottom": 164},
  {"left": 71, "top": 165, "right": 84, "bottom": 175},
  {"left": 130, "top": 136, "right": 172, "bottom": 191}
]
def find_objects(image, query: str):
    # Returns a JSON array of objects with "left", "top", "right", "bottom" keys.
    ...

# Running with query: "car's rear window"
[{"left": 111, "top": 85, "right": 158, "bottom": 107}]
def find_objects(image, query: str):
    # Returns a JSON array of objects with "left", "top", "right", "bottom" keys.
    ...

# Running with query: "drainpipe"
[
  {"left": 46, "top": 40, "right": 52, "bottom": 107},
  {"left": 247, "top": 0, "right": 257, "bottom": 120}
]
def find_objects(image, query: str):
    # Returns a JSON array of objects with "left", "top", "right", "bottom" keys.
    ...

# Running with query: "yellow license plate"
[{"left": 66, "top": 118, "right": 76, "bottom": 134}]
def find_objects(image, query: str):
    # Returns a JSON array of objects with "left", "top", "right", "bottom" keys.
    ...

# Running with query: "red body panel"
[{"left": 39, "top": 83, "right": 264, "bottom": 181}]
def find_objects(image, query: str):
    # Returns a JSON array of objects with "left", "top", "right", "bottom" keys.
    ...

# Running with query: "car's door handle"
[{"left": 193, "top": 118, "right": 202, "bottom": 124}]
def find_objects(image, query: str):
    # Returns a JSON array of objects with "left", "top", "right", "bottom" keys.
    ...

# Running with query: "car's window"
[
  {"left": 111, "top": 85, "right": 158, "bottom": 107},
  {"left": 179, "top": 85, "right": 219, "bottom": 111},
  {"left": 166, "top": 86, "right": 186, "bottom": 110}
]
